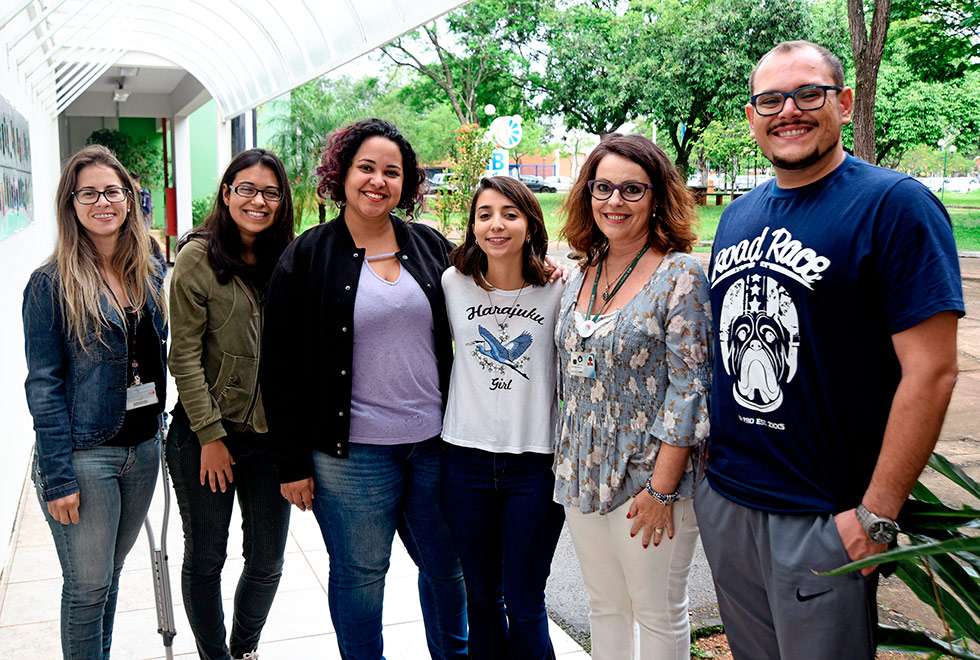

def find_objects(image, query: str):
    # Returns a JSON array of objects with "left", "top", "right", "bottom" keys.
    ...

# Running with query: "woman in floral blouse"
[{"left": 555, "top": 133, "right": 712, "bottom": 659}]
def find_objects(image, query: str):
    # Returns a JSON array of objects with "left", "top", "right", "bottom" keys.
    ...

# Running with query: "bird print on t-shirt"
[{"left": 468, "top": 325, "right": 532, "bottom": 380}]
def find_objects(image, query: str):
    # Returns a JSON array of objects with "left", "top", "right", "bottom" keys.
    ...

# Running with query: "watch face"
[{"left": 868, "top": 521, "right": 897, "bottom": 543}]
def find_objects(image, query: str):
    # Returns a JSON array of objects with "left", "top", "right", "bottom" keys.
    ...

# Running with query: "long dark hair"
[
  {"left": 562, "top": 134, "right": 697, "bottom": 268},
  {"left": 179, "top": 148, "right": 294, "bottom": 287},
  {"left": 316, "top": 118, "right": 426, "bottom": 218},
  {"left": 450, "top": 176, "right": 554, "bottom": 290}
]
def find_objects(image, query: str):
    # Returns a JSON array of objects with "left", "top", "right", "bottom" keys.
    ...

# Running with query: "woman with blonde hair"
[{"left": 23, "top": 144, "right": 168, "bottom": 659}]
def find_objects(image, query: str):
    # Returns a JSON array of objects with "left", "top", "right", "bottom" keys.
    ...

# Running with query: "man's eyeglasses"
[
  {"left": 750, "top": 85, "right": 842, "bottom": 116},
  {"left": 72, "top": 188, "right": 130, "bottom": 204},
  {"left": 232, "top": 184, "right": 283, "bottom": 202},
  {"left": 587, "top": 179, "right": 654, "bottom": 202}
]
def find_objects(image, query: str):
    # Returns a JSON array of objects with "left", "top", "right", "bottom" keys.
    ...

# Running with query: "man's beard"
[{"left": 766, "top": 134, "right": 840, "bottom": 171}]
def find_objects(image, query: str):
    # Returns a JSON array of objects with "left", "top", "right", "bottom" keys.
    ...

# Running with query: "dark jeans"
[
  {"left": 442, "top": 445, "right": 565, "bottom": 660},
  {"left": 166, "top": 410, "right": 291, "bottom": 660},
  {"left": 311, "top": 437, "right": 467, "bottom": 660}
]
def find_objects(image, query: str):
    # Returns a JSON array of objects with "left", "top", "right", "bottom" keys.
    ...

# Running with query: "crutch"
[{"left": 144, "top": 433, "right": 177, "bottom": 659}]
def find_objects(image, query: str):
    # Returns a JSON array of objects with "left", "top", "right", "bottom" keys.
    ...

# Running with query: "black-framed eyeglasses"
[
  {"left": 232, "top": 184, "right": 283, "bottom": 202},
  {"left": 750, "top": 85, "right": 842, "bottom": 116},
  {"left": 72, "top": 187, "right": 130, "bottom": 205},
  {"left": 587, "top": 179, "right": 654, "bottom": 202}
]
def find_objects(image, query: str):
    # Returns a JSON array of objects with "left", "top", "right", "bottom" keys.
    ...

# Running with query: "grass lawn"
[{"left": 299, "top": 189, "right": 980, "bottom": 252}]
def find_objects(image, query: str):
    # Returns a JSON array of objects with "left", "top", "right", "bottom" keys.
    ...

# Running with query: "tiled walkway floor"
[{"left": 0, "top": 472, "right": 590, "bottom": 659}]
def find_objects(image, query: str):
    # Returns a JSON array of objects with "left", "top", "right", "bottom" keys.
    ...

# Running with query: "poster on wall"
[{"left": 0, "top": 95, "right": 32, "bottom": 240}]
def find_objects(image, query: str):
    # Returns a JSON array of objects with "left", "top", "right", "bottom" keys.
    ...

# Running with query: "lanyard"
[
  {"left": 105, "top": 283, "right": 142, "bottom": 387},
  {"left": 585, "top": 244, "right": 649, "bottom": 323}
]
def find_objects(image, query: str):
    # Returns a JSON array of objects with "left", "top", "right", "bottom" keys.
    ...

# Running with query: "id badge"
[
  {"left": 568, "top": 352, "right": 596, "bottom": 378},
  {"left": 126, "top": 382, "right": 158, "bottom": 410}
]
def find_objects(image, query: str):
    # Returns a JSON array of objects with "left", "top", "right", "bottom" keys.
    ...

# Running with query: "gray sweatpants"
[{"left": 695, "top": 479, "right": 878, "bottom": 660}]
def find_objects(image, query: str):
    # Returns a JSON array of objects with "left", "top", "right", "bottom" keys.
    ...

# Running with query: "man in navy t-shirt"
[{"left": 695, "top": 40, "right": 964, "bottom": 659}]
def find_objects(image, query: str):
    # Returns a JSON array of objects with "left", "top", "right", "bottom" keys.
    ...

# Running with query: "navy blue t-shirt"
[{"left": 706, "top": 155, "right": 964, "bottom": 514}]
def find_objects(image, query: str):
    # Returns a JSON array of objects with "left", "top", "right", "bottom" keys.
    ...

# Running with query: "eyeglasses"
[
  {"left": 587, "top": 179, "right": 654, "bottom": 202},
  {"left": 72, "top": 187, "right": 130, "bottom": 205},
  {"left": 232, "top": 184, "right": 283, "bottom": 202},
  {"left": 750, "top": 85, "right": 842, "bottom": 116}
]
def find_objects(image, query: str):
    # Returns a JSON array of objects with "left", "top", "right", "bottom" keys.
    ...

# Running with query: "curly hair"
[
  {"left": 179, "top": 148, "right": 294, "bottom": 288},
  {"left": 316, "top": 118, "right": 426, "bottom": 218},
  {"left": 450, "top": 176, "right": 554, "bottom": 290},
  {"left": 561, "top": 133, "right": 697, "bottom": 268}
]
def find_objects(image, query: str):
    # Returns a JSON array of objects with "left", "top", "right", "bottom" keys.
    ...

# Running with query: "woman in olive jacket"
[{"left": 167, "top": 148, "right": 294, "bottom": 660}]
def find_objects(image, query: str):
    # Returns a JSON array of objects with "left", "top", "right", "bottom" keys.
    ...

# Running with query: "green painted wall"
[
  {"left": 189, "top": 100, "right": 218, "bottom": 202},
  {"left": 117, "top": 117, "right": 164, "bottom": 229}
]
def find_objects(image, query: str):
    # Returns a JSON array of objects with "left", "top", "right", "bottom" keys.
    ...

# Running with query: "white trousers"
[{"left": 565, "top": 497, "right": 699, "bottom": 660}]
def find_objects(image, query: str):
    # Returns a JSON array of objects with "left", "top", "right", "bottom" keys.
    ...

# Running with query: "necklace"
[
  {"left": 579, "top": 245, "right": 649, "bottom": 338},
  {"left": 602, "top": 255, "right": 638, "bottom": 301},
  {"left": 485, "top": 280, "right": 527, "bottom": 331}
]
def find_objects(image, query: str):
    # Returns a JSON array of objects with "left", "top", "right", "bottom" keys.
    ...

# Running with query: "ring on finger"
[{"left": 655, "top": 527, "right": 664, "bottom": 533}]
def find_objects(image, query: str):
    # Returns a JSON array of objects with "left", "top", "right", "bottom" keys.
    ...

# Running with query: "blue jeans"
[
  {"left": 36, "top": 434, "right": 160, "bottom": 660},
  {"left": 442, "top": 446, "right": 565, "bottom": 660},
  {"left": 166, "top": 410, "right": 291, "bottom": 660},
  {"left": 311, "top": 438, "right": 467, "bottom": 660}
]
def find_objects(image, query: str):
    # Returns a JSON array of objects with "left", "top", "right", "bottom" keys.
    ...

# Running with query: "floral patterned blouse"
[{"left": 554, "top": 251, "right": 712, "bottom": 514}]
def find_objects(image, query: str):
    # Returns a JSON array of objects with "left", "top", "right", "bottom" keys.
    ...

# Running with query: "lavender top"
[{"left": 349, "top": 257, "right": 443, "bottom": 445}]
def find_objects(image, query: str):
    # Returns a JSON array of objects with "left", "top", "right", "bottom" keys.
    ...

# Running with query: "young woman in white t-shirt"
[{"left": 441, "top": 176, "right": 565, "bottom": 660}]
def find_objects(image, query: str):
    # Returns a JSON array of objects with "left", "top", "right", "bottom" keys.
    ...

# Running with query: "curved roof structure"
[{"left": 1, "top": 0, "right": 467, "bottom": 119}]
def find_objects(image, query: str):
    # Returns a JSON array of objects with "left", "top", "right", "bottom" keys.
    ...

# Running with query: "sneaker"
[{"left": 234, "top": 653, "right": 258, "bottom": 660}]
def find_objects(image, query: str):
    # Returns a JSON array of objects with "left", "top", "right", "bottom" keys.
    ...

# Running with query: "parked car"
[
  {"left": 944, "top": 177, "right": 980, "bottom": 194},
  {"left": 428, "top": 172, "right": 456, "bottom": 194},
  {"left": 519, "top": 174, "right": 557, "bottom": 193},
  {"left": 544, "top": 175, "right": 574, "bottom": 192},
  {"left": 915, "top": 177, "right": 945, "bottom": 193}
]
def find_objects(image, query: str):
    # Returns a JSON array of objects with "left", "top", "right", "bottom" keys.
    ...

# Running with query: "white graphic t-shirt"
[{"left": 441, "top": 268, "right": 564, "bottom": 454}]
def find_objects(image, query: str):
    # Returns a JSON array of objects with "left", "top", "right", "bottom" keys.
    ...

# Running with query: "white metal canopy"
[{"left": 1, "top": 0, "right": 468, "bottom": 119}]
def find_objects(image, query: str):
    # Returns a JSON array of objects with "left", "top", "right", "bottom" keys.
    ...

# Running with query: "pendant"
[
  {"left": 578, "top": 318, "right": 597, "bottom": 338},
  {"left": 601, "top": 290, "right": 611, "bottom": 302}
]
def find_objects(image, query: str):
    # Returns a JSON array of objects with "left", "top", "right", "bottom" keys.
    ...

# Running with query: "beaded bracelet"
[{"left": 645, "top": 477, "right": 679, "bottom": 506}]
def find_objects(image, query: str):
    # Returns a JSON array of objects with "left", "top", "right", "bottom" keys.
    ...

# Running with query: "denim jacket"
[{"left": 23, "top": 262, "right": 168, "bottom": 501}]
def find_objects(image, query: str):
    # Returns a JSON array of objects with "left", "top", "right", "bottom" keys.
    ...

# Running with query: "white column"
[
  {"left": 216, "top": 112, "right": 232, "bottom": 179},
  {"left": 244, "top": 109, "right": 255, "bottom": 150},
  {"left": 173, "top": 114, "right": 193, "bottom": 239}
]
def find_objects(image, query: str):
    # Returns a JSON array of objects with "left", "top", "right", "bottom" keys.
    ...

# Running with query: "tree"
[
  {"left": 873, "top": 64, "right": 980, "bottom": 168},
  {"left": 699, "top": 119, "right": 756, "bottom": 193},
  {"left": 644, "top": 0, "right": 811, "bottom": 174},
  {"left": 535, "top": 3, "right": 651, "bottom": 137},
  {"left": 891, "top": 0, "right": 980, "bottom": 82},
  {"left": 380, "top": 0, "right": 545, "bottom": 125},
  {"left": 847, "top": 0, "right": 891, "bottom": 163},
  {"left": 264, "top": 78, "right": 359, "bottom": 225}
]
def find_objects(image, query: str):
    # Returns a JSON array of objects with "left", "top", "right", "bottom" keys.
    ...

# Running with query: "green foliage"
[
  {"left": 85, "top": 129, "right": 163, "bottom": 188},
  {"left": 380, "top": 0, "right": 545, "bottom": 125},
  {"left": 891, "top": 0, "right": 980, "bottom": 82},
  {"left": 642, "top": 0, "right": 812, "bottom": 174},
  {"left": 535, "top": 3, "right": 651, "bottom": 136},
  {"left": 432, "top": 124, "right": 494, "bottom": 235},
  {"left": 699, "top": 120, "right": 756, "bottom": 192},
  {"left": 192, "top": 193, "right": 216, "bottom": 226},
  {"left": 264, "top": 78, "right": 361, "bottom": 226},
  {"left": 824, "top": 453, "right": 980, "bottom": 659}
]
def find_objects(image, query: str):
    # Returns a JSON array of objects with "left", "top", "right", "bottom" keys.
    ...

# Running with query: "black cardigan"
[{"left": 261, "top": 212, "right": 455, "bottom": 482}]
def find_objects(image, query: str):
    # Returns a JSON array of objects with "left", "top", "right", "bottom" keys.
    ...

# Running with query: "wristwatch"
[{"left": 856, "top": 504, "right": 900, "bottom": 544}]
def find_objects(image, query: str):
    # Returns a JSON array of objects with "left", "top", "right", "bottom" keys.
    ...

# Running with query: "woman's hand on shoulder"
[
  {"left": 200, "top": 438, "right": 235, "bottom": 492},
  {"left": 281, "top": 478, "right": 315, "bottom": 512},
  {"left": 544, "top": 255, "right": 569, "bottom": 284},
  {"left": 626, "top": 490, "right": 674, "bottom": 548},
  {"left": 47, "top": 492, "right": 80, "bottom": 525}
]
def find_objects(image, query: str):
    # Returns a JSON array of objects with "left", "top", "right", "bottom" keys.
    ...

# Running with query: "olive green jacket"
[{"left": 168, "top": 238, "right": 267, "bottom": 444}]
